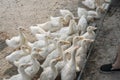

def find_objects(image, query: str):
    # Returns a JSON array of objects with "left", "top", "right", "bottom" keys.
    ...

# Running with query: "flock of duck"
[{"left": 4, "top": 0, "right": 111, "bottom": 80}]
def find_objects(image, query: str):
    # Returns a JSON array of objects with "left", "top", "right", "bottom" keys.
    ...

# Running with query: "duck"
[
  {"left": 38, "top": 58, "right": 61, "bottom": 80},
  {"left": 82, "top": 0, "right": 96, "bottom": 9},
  {"left": 87, "top": 6, "right": 103, "bottom": 19},
  {"left": 77, "top": 15, "right": 88, "bottom": 35},
  {"left": 64, "top": 36, "right": 84, "bottom": 54},
  {"left": 37, "top": 17, "right": 64, "bottom": 32},
  {"left": 28, "top": 34, "right": 53, "bottom": 49},
  {"left": 55, "top": 52, "right": 69, "bottom": 72},
  {"left": 63, "top": 14, "right": 73, "bottom": 26},
  {"left": 30, "top": 25, "right": 46, "bottom": 35},
  {"left": 59, "top": 19, "right": 78, "bottom": 40},
  {"left": 25, "top": 48, "right": 42, "bottom": 78},
  {"left": 77, "top": 7, "right": 88, "bottom": 18},
  {"left": 39, "top": 38, "right": 59, "bottom": 59},
  {"left": 6, "top": 45, "right": 30, "bottom": 63},
  {"left": 81, "top": 26, "right": 97, "bottom": 40},
  {"left": 101, "top": 3, "right": 110, "bottom": 12},
  {"left": 3, "top": 64, "right": 31, "bottom": 80},
  {"left": 6, "top": 27, "right": 28, "bottom": 50},
  {"left": 14, "top": 48, "right": 43, "bottom": 67},
  {"left": 60, "top": 9, "right": 74, "bottom": 18},
  {"left": 61, "top": 47, "right": 78, "bottom": 80},
  {"left": 76, "top": 39, "right": 94, "bottom": 71},
  {"left": 41, "top": 40, "right": 70, "bottom": 68}
]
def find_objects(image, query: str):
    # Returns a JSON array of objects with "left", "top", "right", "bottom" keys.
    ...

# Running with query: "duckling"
[
  {"left": 6, "top": 45, "right": 30, "bottom": 63},
  {"left": 37, "top": 17, "right": 64, "bottom": 32},
  {"left": 60, "top": 9, "right": 74, "bottom": 18},
  {"left": 77, "top": 7, "right": 88, "bottom": 18},
  {"left": 59, "top": 19, "right": 78, "bottom": 40},
  {"left": 61, "top": 47, "right": 78, "bottom": 80},
  {"left": 77, "top": 15, "right": 88, "bottom": 35},
  {"left": 87, "top": 6, "right": 103, "bottom": 19},
  {"left": 41, "top": 40, "right": 70, "bottom": 68},
  {"left": 81, "top": 26, "right": 97, "bottom": 40},
  {"left": 39, "top": 37, "right": 58, "bottom": 59},
  {"left": 64, "top": 36, "right": 84, "bottom": 53},
  {"left": 55, "top": 52, "right": 69, "bottom": 72},
  {"left": 38, "top": 58, "right": 60, "bottom": 80},
  {"left": 82, "top": 0, "right": 96, "bottom": 9},
  {"left": 76, "top": 39, "right": 94, "bottom": 71},
  {"left": 3, "top": 64, "right": 31, "bottom": 80},
  {"left": 25, "top": 48, "right": 42, "bottom": 78},
  {"left": 63, "top": 14, "right": 73, "bottom": 26},
  {"left": 6, "top": 27, "right": 27, "bottom": 50},
  {"left": 101, "top": 3, "right": 110, "bottom": 12},
  {"left": 14, "top": 48, "right": 43, "bottom": 67},
  {"left": 30, "top": 25, "right": 46, "bottom": 35}
]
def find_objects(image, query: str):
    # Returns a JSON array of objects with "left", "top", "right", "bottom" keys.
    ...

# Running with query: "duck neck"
[
  {"left": 63, "top": 53, "right": 67, "bottom": 62},
  {"left": 73, "top": 39, "right": 77, "bottom": 47},
  {"left": 19, "top": 30, "right": 27, "bottom": 46},
  {"left": 57, "top": 43, "right": 63, "bottom": 57},
  {"left": 45, "top": 38, "right": 49, "bottom": 49},
  {"left": 50, "top": 63, "right": 57, "bottom": 73},
  {"left": 70, "top": 50, "right": 76, "bottom": 65},
  {"left": 96, "top": 7, "right": 101, "bottom": 16},
  {"left": 31, "top": 55, "right": 40, "bottom": 70},
  {"left": 18, "top": 66, "right": 30, "bottom": 79},
  {"left": 68, "top": 22, "right": 74, "bottom": 35}
]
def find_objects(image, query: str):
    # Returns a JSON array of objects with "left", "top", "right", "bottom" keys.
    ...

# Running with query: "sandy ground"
[{"left": 82, "top": 7, "right": 120, "bottom": 80}]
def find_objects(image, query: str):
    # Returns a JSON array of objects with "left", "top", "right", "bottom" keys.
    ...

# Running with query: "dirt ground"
[
  {"left": 82, "top": 7, "right": 120, "bottom": 80},
  {"left": 0, "top": 0, "right": 115, "bottom": 80},
  {"left": 0, "top": 0, "right": 80, "bottom": 79}
]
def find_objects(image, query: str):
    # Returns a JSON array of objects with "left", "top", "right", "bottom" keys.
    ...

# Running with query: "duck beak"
[
  {"left": 63, "top": 41, "right": 70, "bottom": 45},
  {"left": 25, "top": 63, "right": 32, "bottom": 68},
  {"left": 78, "top": 36, "right": 84, "bottom": 40},
  {"left": 92, "top": 27, "right": 97, "bottom": 30},
  {"left": 56, "top": 56, "right": 62, "bottom": 61},
  {"left": 36, "top": 48, "right": 43, "bottom": 52}
]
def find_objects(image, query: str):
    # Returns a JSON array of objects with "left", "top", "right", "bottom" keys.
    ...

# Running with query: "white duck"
[
  {"left": 60, "top": 9, "right": 74, "bottom": 18},
  {"left": 37, "top": 17, "right": 64, "bottom": 32},
  {"left": 61, "top": 47, "right": 78, "bottom": 80},
  {"left": 39, "top": 38, "right": 58, "bottom": 59},
  {"left": 77, "top": 7, "right": 88, "bottom": 18},
  {"left": 55, "top": 52, "right": 69, "bottom": 72},
  {"left": 6, "top": 45, "right": 30, "bottom": 63},
  {"left": 81, "top": 26, "right": 97, "bottom": 40},
  {"left": 30, "top": 25, "right": 46, "bottom": 35},
  {"left": 38, "top": 58, "right": 60, "bottom": 80},
  {"left": 3, "top": 64, "right": 31, "bottom": 80},
  {"left": 82, "top": 0, "right": 96, "bottom": 9},
  {"left": 76, "top": 39, "right": 94, "bottom": 71},
  {"left": 87, "top": 6, "right": 102, "bottom": 19},
  {"left": 64, "top": 36, "right": 84, "bottom": 53},
  {"left": 41, "top": 40, "right": 70, "bottom": 68},
  {"left": 59, "top": 19, "right": 78, "bottom": 40},
  {"left": 77, "top": 15, "right": 88, "bottom": 35},
  {"left": 25, "top": 48, "right": 42, "bottom": 78},
  {"left": 28, "top": 34, "right": 52, "bottom": 49},
  {"left": 14, "top": 48, "right": 43, "bottom": 67},
  {"left": 6, "top": 27, "right": 27, "bottom": 49}
]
